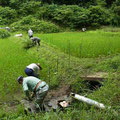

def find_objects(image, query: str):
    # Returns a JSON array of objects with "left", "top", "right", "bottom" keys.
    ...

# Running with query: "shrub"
[
  {"left": 35, "top": 4, "right": 58, "bottom": 20},
  {"left": 18, "top": 1, "right": 42, "bottom": 16},
  {"left": 0, "top": 17, "right": 8, "bottom": 25},
  {"left": 110, "top": 6, "right": 120, "bottom": 26},
  {"left": 0, "top": 29, "right": 10, "bottom": 38},
  {"left": 36, "top": 5, "right": 90, "bottom": 28},
  {"left": 35, "top": 5, "right": 110, "bottom": 29},
  {"left": 88, "top": 6, "right": 110, "bottom": 27},
  {"left": 52, "top": 5, "right": 83, "bottom": 27},
  {"left": 11, "top": 16, "right": 60, "bottom": 33},
  {"left": 0, "top": 7, "right": 17, "bottom": 25}
]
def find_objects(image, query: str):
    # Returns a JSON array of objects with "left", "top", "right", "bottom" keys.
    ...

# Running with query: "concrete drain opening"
[
  {"left": 81, "top": 72, "right": 108, "bottom": 90},
  {"left": 84, "top": 80, "right": 102, "bottom": 90}
]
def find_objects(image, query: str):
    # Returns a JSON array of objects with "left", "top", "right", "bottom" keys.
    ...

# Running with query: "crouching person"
[
  {"left": 17, "top": 76, "right": 49, "bottom": 112},
  {"left": 25, "top": 63, "right": 42, "bottom": 78},
  {"left": 30, "top": 37, "right": 41, "bottom": 46}
]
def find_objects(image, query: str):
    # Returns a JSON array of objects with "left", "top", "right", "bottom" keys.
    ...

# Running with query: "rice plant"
[{"left": 37, "top": 30, "right": 120, "bottom": 58}]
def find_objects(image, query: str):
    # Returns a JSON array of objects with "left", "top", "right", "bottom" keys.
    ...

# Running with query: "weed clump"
[
  {"left": 22, "top": 38, "right": 34, "bottom": 49},
  {"left": 95, "top": 56, "right": 120, "bottom": 72},
  {"left": 0, "top": 29, "right": 10, "bottom": 38}
]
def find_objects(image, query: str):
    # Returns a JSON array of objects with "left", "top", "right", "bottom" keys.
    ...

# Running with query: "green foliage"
[
  {"left": 88, "top": 6, "right": 110, "bottom": 27},
  {"left": 36, "top": 5, "right": 90, "bottom": 28},
  {"left": 105, "top": 0, "right": 116, "bottom": 7},
  {"left": 18, "top": 1, "right": 42, "bottom": 16},
  {"left": 0, "top": 0, "right": 120, "bottom": 27},
  {"left": 38, "top": 31, "right": 120, "bottom": 58},
  {"left": 71, "top": 79, "right": 90, "bottom": 93},
  {"left": 0, "top": 104, "right": 25, "bottom": 119},
  {"left": 110, "top": 5, "right": 120, "bottom": 26},
  {"left": 36, "top": 5, "right": 110, "bottom": 29},
  {"left": 22, "top": 37, "right": 34, "bottom": 49},
  {"left": 0, "top": 6, "right": 17, "bottom": 25},
  {"left": 96, "top": 0, "right": 106, "bottom": 7},
  {"left": 52, "top": 5, "right": 90, "bottom": 28},
  {"left": 41, "top": 0, "right": 97, "bottom": 6},
  {"left": 112, "top": 0, "right": 120, "bottom": 6},
  {"left": 0, "top": 0, "right": 120, "bottom": 28},
  {"left": 95, "top": 56, "right": 120, "bottom": 72},
  {"left": 11, "top": 16, "right": 60, "bottom": 33},
  {"left": 0, "top": 0, "right": 9, "bottom": 6},
  {"left": 0, "top": 17, "right": 7, "bottom": 25},
  {"left": 35, "top": 4, "right": 58, "bottom": 20},
  {"left": 89, "top": 75, "right": 120, "bottom": 107},
  {"left": 9, "top": 0, "right": 27, "bottom": 9},
  {"left": 0, "top": 29, "right": 10, "bottom": 38},
  {"left": 109, "top": 56, "right": 120, "bottom": 69}
]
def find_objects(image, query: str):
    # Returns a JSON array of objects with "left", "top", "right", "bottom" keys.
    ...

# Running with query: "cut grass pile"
[{"left": 37, "top": 30, "right": 120, "bottom": 58}]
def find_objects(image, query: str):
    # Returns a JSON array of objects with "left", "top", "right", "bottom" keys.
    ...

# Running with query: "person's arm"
[
  {"left": 24, "top": 90, "right": 30, "bottom": 99},
  {"left": 23, "top": 82, "right": 32, "bottom": 100}
]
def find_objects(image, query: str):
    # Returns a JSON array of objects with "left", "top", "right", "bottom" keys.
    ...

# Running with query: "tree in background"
[
  {"left": 0, "top": 0, "right": 9, "bottom": 6},
  {"left": 41, "top": 0, "right": 97, "bottom": 6},
  {"left": 110, "top": 0, "right": 120, "bottom": 26},
  {"left": 0, "top": 6, "right": 17, "bottom": 25},
  {"left": 105, "top": 0, "right": 116, "bottom": 7}
]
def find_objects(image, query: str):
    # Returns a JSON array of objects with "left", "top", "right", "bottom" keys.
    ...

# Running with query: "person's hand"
[
  {"left": 24, "top": 97, "right": 32, "bottom": 101},
  {"left": 36, "top": 74, "right": 39, "bottom": 78},
  {"left": 31, "top": 92, "right": 35, "bottom": 98},
  {"left": 28, "top": 97, "right": 33, "bottom": 101}
]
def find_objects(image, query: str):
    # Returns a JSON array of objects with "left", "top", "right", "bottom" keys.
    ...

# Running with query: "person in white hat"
[
  {"left": 25, "top": 63, "right": 42, "bottom": 78},
  {"left": 28, "top": 29, "right": 33, "bottom": 38}
]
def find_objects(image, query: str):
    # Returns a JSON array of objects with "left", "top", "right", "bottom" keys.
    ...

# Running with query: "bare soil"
[{"left": 45, "top": 83, "right": 71, "bottom": 101}]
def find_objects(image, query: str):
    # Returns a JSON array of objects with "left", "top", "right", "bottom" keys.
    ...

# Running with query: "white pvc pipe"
[{"left": 71, "top": 93, "right": 105, "bottom": 109}]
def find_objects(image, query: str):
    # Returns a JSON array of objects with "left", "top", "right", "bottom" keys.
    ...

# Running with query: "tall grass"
[
  {"left": 0, "top": 36, "right": 44, "bottom": 101},
  {"left": 37, "top": 31, "right": 120, "bottom": 58}
]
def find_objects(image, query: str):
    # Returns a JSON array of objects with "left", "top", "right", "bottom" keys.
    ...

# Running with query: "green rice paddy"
[{"left": 38, "top": 31, "right": 120, "bottom": 58}]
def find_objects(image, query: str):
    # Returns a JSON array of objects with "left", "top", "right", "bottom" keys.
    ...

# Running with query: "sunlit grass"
[
  {"left": 37, "top": 31, "right": 120, "bottom": 58},
  {"left": 0, "top": 36, "right": 40, "bottom": 100}
]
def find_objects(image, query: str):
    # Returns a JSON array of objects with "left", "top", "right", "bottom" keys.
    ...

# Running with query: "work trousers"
[
  {"left": 25, "top": 68, "right": 37, "bottom": 77},
  {"left": 35, "top": 84, "right": 49, "bottom": 109}
]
